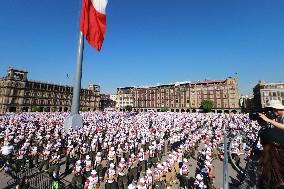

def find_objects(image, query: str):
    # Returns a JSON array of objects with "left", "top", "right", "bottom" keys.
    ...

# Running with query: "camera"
[{"left": 249, "top": 108, "right": 274, "bottom": 126}]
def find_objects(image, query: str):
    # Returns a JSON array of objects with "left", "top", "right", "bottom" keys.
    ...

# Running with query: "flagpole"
[
  {"left": 223, "top": 122, "right": 229, "bottom": 189},
  {"left": 71, "top": 31, "right": 84, "bottom": 114},
  {"left": 64, "top": 31, "right": 84, "bottom": 130}
]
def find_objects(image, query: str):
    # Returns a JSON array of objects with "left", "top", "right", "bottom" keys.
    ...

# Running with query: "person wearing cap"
[
  {"left": 117, "top": 158, "right": 128, "bottom": 189},
  {"left": 123, "top": 143, "right": 130, "bottom": 162},
  {"left": 1, "top": 141, "right": 14, "bottom": 164},
  {"left": 145, "top": 169, "right": 153, "bottom": 189},
  {"left": 107, "top": 146, "right": 116, "bottom": 167},
  {"left": 84, "top": 170, "right": 99, "bottom": 189},
  {"left": 259, "top": 100, "right": 284, "bottom": 130},
  {"left": 29, "top": 145, "right": 38, "bottom": 168},
  {"left": 80, "top": 144, "right": 89, "bottom": 160},
  {"left": 84, "top": 155, "right": 93, "bottom": 177},
  {"left": 137, "top": 177, "right": 147, "bottom": 189},
  {"left": 38, "top": 148, "right": 50, "bottom": 172},
  {"left": 194, "top": 174, "right": 204, "bottom": 188},
  {"left": 138, "top": 149, "right": 147, "bottom": 174},
  {"left": 179, "top": 158, "right": 189, "bottom": 189},
  {"left": 90, "top": 139, "right": 98, "bottom": 160},
  {"left": 94, "top": 152, "right": 103, "bottom": 181},
  {"left": 156, "top": 142, "right": 163, "bottom": 161},
  {"left": 65, "top": 144, "right": 73, "bottom": 173},
  {"left": 104, "top": 163, "right": 118, "bottom": 189},
  {"left": 69, "top": 146, "right": 78, "bottom": 169},
  {"left": 48, "top": 152, "right": 60, "bottom": 179},
  {"left": 148, "top": 146, "right": 157, "bottom": 169},
  {"left": 16, "top": 148, "right": 26, "bottom": 171},
  {"left": 128, "top": 154, "right": 139, "bottom": 184},
  {"left": 256, "top": 100, "right": 284, "bottom": 189},
  {"left": 71, "top": 160, "right": 84, "bottom": 189},
  {"left": 153, "top": 167, "right": 166, "bottom": 189},
  {"left": 116, "top": 145, "right": 124, "bottom": 163}
]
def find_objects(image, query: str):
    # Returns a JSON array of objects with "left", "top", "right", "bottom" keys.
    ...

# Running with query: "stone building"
[
  {"left": 99, "top": 94, "right": 116, "bottom": 111},
  {"left": 116, "top": 87, "right": 134, "bottom": 111},
  {"left": 189, "top": 78, "right": 239, "bottom": 112},
  {"left": 110, "top": 94, "right": 118, "bottom": 109},
  {"left": 253, "top": 80, "right": 284, "bottom": 111},
  {"left": 0, "top": 68, "right": 100, "bottom": 112},
  {"left": 239, "top": 94, "right": 254, "bottom": 113},
  {"left": 131, "top": 77, "right": 240, "bottom": 113}
]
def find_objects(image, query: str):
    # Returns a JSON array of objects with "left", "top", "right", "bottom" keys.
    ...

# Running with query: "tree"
[
  {"left": 51, "top": 107, "right": 57, "bottom": 112},
  {"left": 82, "top": 107, "right": 89, "bottom": 112},
  {"left": 31, "top": 106, "right": 40, "bottom": 112},
  {"left": 43, "top": 107, "right": 49, "bottom": 112},
  {"left": 161, "top": 108, "right": 170, "bottom": 112},
  {"left": 124, "top": 105, "right": 132, "bottom": 112},
  {"left": 201, "top": 100, "right": 214, "bottom": 112}
]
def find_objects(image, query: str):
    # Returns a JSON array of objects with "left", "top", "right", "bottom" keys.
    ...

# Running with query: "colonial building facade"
[
  {"left": 110, "top": 94, "right": 119, "bottom": 110},
  {"left": 239, "top": 94, "right": 254, "bottom": 113},
  {"left": 116, "top": 87, "right": 134, "bottom": 111},
  {"left": 131, "top": 77, "right": 239, "bottom": 113},
  {"left": 99, "top": 94, "right": 116, "bottom": 111},
  {"left": 0, "top": 68, "right": 100, "bottom": 112},
  {"left": 253, "top": 80, "right": 284, "bottom": 111}
]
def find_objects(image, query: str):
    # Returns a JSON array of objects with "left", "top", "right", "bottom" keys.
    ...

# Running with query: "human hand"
[{"left": 258, "top": 113, "right": 271, "bottom": 123}]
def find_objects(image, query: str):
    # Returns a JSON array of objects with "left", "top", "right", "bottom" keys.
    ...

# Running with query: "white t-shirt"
[
  {"left": 1, "top": 145, "right": 14, "bottom": 155},
  {"left": 128, "top": 184, "right": 136, "bottom": 189}
]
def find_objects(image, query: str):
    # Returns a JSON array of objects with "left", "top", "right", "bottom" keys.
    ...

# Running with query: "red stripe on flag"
[{"left": 80, "top": 0, "right": 106, "bottom": 51}]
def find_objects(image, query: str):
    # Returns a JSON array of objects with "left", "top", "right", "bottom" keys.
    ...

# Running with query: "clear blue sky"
[{"left": 0, "top": 0, "right": 284, "bottom": 95}]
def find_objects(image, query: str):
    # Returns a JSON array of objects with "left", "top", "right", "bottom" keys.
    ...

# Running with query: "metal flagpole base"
[{"left": 64, "top": 113, "right": 83, "bottom": 131}]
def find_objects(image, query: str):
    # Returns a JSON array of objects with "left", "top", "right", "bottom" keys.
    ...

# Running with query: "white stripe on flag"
[{"left": 91, "top": 0, "right": 108, "bottom": 14}]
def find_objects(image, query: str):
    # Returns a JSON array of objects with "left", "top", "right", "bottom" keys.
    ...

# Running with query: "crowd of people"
[{"left": 0, "top": 111, "right": 261, "bottom": 189}]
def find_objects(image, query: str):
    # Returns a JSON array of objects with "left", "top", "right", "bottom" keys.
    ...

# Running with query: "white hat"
[
  {"left": 196, "top": 174, "right": 203, "bottom": 180},
  {"left": 157, "top": 163, "right": 163, "bottom": 169},
  {"left": 110, "top": 163, "right": 115, "bottom": 168},
  {"left": 140, "top": 178, "right": 145, "bottom": 183},
  {"left": 121, "top": 158, "right": 125, "bottom": 162},
  {"left": 86, "top": 155, "right": 90, "bottom": 159},
  {"left": 205, "top": 161, "right": 212, "bottom": 167},
  {"left": 91, "top": 170, "right": 97, "bottom": 175},
  {"left": 76, "top": 160, "right": 81, "bottom": 165},
  {"left": 199, "top": 182, "right": 206, "bottom": 188},
  {"left": 206, "top": 155, "right": 211, "bottom": 160},
  {"left": 266, "top": 100, "right": 284, "bottom": 110}
]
